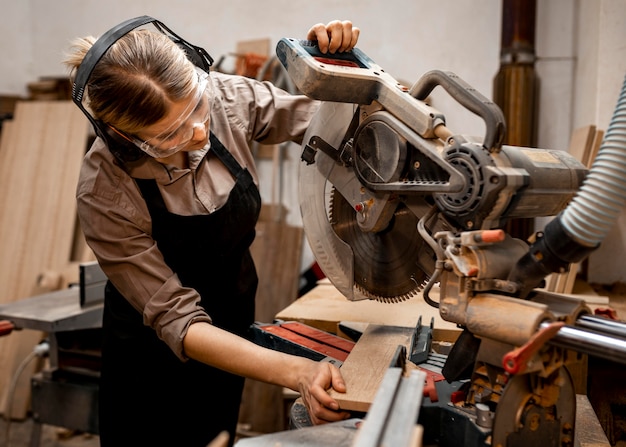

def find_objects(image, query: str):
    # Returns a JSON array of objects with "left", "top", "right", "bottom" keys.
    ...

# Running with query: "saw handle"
[{"left": 409, "top": 70, "right": 506, "bottom": 153}]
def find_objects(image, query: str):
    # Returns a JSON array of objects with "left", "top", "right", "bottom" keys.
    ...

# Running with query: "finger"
[
  {"left": 336, "top": 20, "right": 357, "bottom": 53},
  {"left": 329, "top": 364, "right": 347, "bottom": 393},
  {"left": 311, "top": 406, "right": 351, "bottom": 424},
  {"left": 303, "top": 392, "right": 350, "bottom": 424},
  {"left": 310, "top": 382, "right": 339, "bottom": 412},
  {"left": 348, "top": 26, "right": 360, "bottom": 51},
  {"left": 309, "top": 363, "right": 345, "bottom": 410},
  {"left": 305, "top": 392, "right": 350, "bottom": 424},
  {"left": 306, "top": 22, "right": 331, "bottom": 53},
  {"left": 327, "top": 20, "right": 354, "bottom": 54}
]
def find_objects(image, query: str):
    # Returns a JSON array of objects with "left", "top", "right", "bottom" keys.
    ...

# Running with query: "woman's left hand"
[
  {"left": 297, "top": 360, "right": 351, "bottom": 424},
  {"left": 306, "top": 20, "right": 360, "bottom": 54}
]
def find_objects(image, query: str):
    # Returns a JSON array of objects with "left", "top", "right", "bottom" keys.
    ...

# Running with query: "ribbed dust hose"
[
  {"left": 508, "top": 73, "right": 626, "bottom": 296},
  {"left": 560, "top": 73, "right": 626, "bottom": 246}
]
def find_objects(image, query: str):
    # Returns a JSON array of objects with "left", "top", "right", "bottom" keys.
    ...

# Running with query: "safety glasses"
[{"left": 128, "top": 69, "right": 211, "bottom": 158}]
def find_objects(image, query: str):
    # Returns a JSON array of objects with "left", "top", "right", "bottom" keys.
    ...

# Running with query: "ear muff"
[
  {"left": 99, "top": 120, "right": 145, "bottom": 162},
  {"left": 71, "top": 15, "right": 214, "bottom": 163}
]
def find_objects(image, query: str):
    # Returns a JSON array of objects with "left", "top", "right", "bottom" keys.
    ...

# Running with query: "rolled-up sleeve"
[{"left": 211, "top": 72, "right": 320, "bottom": 146}]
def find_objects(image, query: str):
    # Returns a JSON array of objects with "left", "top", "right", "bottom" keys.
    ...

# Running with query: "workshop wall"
[{"left": 1, "top": 0, "right": 625, "bottom": 283}]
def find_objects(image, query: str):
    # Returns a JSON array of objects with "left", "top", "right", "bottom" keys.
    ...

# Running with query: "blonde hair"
[{"left": 64, "top": 29, "right": 197, "bottom": 134}]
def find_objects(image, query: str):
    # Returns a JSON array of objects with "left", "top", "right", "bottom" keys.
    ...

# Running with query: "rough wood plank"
[
  {"left": 328, "top": 324, "right": 415, "bottom": 412},
  {"left": 234, "top": 38, "right": 270, "bottom": 78},
  {"left": 587, "top": 129, "right": 604, "bottom": 168},
  {"left": 568, "top": 125, "right": 596, "bottom": 167},
  {"left": 0, "top": 101, "right": 89, "bottom": 418},
  {"left": 575, "top": 394, "right": 611, "bottom": 447}
]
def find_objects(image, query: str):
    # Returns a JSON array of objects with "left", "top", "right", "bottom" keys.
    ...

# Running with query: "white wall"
[{"left": 2, "top": 0, "right": 625, "bottom": 284}]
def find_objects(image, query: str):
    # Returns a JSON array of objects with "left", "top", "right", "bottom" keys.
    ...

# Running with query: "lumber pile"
[{"left": 0, "top": 100, "right": 92, "bottom": 419}]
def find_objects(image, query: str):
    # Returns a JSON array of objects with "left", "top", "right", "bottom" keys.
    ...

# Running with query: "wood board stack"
[{"left": 0, "top": 100, "right": 91, "bottom": 419}]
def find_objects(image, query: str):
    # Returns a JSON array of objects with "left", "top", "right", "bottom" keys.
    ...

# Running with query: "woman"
[{"left": 64, "top": 17, "right": 359, "bottom": 447}]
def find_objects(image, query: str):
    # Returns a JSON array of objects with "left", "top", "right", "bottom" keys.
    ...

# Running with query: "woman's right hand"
[{"left": 306, "top": 20, "right": 360, "bottom": 54}]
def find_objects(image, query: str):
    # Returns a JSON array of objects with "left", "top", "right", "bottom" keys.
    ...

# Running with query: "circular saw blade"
[{"left": 330, "top": 189, "right": 435, "bottom": 302}]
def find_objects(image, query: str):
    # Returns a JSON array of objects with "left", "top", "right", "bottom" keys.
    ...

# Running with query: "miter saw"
[{"left": 273, "top": 38, "right": 626, "bottom": 447}]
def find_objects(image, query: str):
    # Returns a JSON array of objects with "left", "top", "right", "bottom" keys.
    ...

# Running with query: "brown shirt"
[{"left": 76, "top": 72, "right": 318, "bottom": 360}]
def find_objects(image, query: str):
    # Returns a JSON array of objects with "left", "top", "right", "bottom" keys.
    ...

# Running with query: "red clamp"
[
  {"left": 422, "top": 374, "right": 438, "bottom": 402},
  {"left": 419, "top": 367, "right": 444, "bottom": 403},
  {"left": 0, "top": 320, "right": 15, "bottom": 336},
  {"left": 594, "top": 307, "right": 619, "bottom": 320},
  {"left": 502, "top": 321, "right": 565, "bottom": 375}
]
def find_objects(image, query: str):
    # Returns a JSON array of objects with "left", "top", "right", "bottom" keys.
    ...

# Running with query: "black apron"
[{"left": 99, "top": 134, "right": 261, "bottom": 447}]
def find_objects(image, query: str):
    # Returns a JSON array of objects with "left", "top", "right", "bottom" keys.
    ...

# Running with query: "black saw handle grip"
[{"left": 410, "top": 70, "right": 506, "bottom": 152}]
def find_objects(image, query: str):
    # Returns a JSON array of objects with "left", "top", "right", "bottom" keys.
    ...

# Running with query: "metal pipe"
[
  {"left": 541, "top": 321, "right": 626, "bottom": 364},
  {"left": 576, "top": 315, "right": 626, "bottom": 340}
]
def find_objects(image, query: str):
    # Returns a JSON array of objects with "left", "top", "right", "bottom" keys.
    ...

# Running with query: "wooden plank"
[
  {"left": 558, "top": 263, "right": 577, "bottom": 294},
  {"left": 575, "top": 394, "right": 611, "bottom": 447},
  {"left": 234, "top": 38, "right": 270, "bottom": 78},
  {"left": 587, "top": 129, "right": 604, "bottom": 168},
  {"left": 544, "top": 272, "right": 560, "bottom": 293},
  {"left": 0, "top": 101, "right": 89, "bottom": 418},
  {"left": 568, "top": 125, "right": 596, "bottom": 167},
  {"left": 0, "top": 121, "right": 17, "bottom": 205},
  {"left": 328, "top": 324, "right": 415, "bottom": 412}
]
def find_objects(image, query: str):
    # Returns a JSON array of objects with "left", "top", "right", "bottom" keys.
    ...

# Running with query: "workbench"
[
  {"left": 0, "top": 263, "right": 105, "bottom": 446},
  {"left": 273, "top": 280, "right": 611, "bottom": 447}
]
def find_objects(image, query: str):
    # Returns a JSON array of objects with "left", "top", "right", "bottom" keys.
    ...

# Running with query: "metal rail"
[{"left": 541, "top": 316, "right": 626, "bottom": 364}]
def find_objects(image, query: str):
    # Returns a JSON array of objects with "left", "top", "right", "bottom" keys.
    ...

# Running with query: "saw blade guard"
[{"left": 299, "top": 102, "right": 370, "bottom": 301}]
